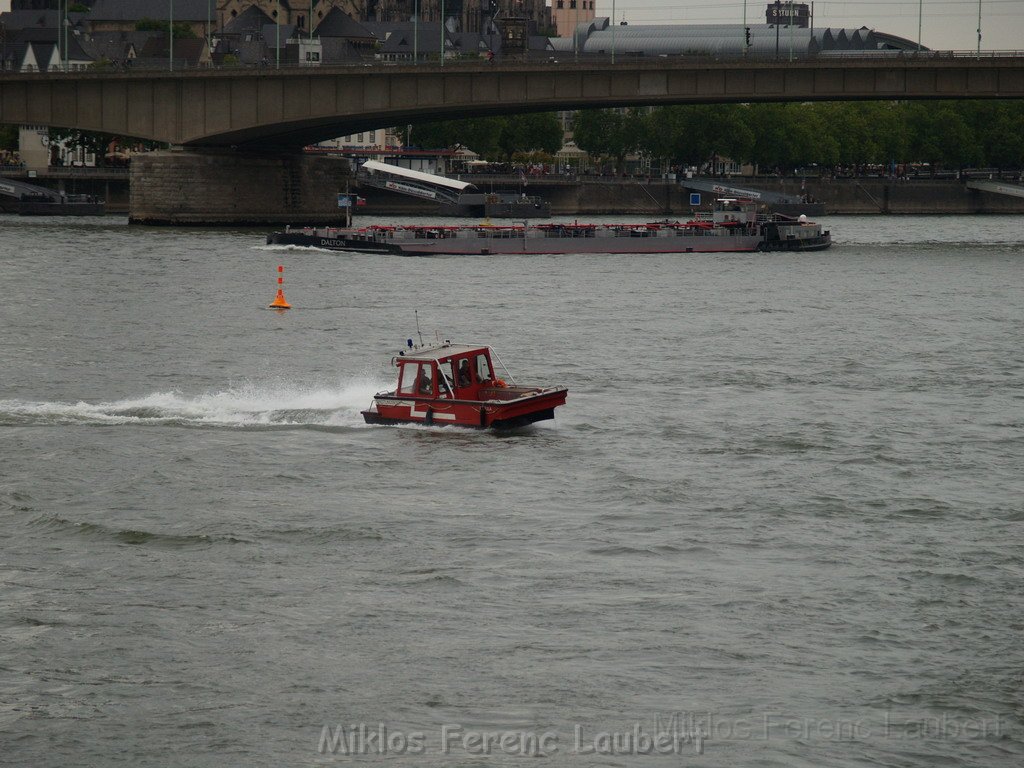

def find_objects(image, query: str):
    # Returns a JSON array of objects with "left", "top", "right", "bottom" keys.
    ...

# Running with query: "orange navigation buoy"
[{"left": 269, "top": 264, "right": 291, "bottom": 309}]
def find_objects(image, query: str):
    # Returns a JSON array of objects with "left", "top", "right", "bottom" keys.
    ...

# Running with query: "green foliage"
[
  {"left": 135, "top": 18, "right": 198, "bottom": 39},
  {"left": 574, "top": 108, "right": 647, "bottom": 173},
  {"left": 47, "top": 128, "right": 164, "bottom": 163},
  {"left": 0, "top": 124, "right": 18, "bottom": 152},
  {"left": 640, "top": 104, "right": 754, "bottom": 167},
  {"left": 222, "top": 54, "right": 241, "bottom": 67},
  {"left": 49, "top": 128, "right": 107, "bottom": 160},
  {"left": 635, "top": 101, "right": 1021, "bottom": 174},
  {"left": 69, "top": 2, "right": 90, "bottom": 11},
  {"left": 744, "top": 103, "right": 823, "bottom": 170},
  {"left": 905, "top": 102, "right": 981, "bottom": 169},
  {"left": 415, "top": 102, "right": 1023, "bottom": 173},
  {"left": 498, "top": 112, "right": 562, "bottom": 158},
  {"left": 969, "top": 101, "right": 1024, "bottom": 169},
  {"left": 88, "top": 57, "right": 115, "bottom": 71},
  {"left": 410, "top": 113, "right": 562, "bottom": 160}
]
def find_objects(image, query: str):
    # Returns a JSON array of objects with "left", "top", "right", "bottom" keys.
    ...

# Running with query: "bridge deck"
[{"left": 3, "top": 55, "right": 1024, "bottom": 148}]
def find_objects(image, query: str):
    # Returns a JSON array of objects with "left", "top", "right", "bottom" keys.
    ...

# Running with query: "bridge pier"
[{"left": 129, "top": 149, "right": 353, "bottom": 225}]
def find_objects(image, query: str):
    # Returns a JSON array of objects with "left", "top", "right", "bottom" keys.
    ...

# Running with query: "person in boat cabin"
[
  {"left": 457, "top": 359, "right": 472, "bottom": 388},
  {"left": 417, "top": 367, "right": 433, "bottom": 395}
]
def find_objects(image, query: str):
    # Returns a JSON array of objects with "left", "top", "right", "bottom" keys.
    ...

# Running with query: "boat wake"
[
  {"left": 0, "top": 379, "right": 388, "bottom": 430},
  {"left": 254, "top": 243, "right": 341, "bottom": 254}
]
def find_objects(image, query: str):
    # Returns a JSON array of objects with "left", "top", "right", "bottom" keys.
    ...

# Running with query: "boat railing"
[
  {"left": 480, "top": 384, "right": 564, "bottom": 401},
  {"left": 489, "top": 347, "right": 518, "bottom": 387}
]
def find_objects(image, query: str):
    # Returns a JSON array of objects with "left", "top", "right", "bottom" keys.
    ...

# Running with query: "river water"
[{"left": 1, "top": 213, "right": 1022, "bottom": 767}]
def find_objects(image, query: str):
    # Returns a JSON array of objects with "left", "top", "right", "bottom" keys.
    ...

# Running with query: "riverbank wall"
[
  {"left": 359, "top": 176, "right": 1024, "bottom": 217},
  {"left": 5, "top": 168, "right": 1024, "bottom": 220},
  {"left": 746, "top": 177, "right": 1024, "bottom": 215}
]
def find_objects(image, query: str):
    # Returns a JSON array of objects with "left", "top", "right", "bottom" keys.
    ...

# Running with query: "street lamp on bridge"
[
  {"left": 921, "top": 0, "right": 929, "bottom": 51},
  {"left": 788, "top": 0, "right": 794, "bottom": 62},
  {"left": 611, "top": 0, "right": 615, "bottom": 64},
  {"left": 773, "top": 0, "right": 780, "bottom": 60},
  {"left": 977, "top": 0, "right": 983, "bottom": 58},
  {"left": 742, "top": 0, "right": 748, "bottom": 56}
]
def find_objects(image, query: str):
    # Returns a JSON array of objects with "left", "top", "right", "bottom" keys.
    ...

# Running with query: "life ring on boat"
[{"left": 493, "top": 379, "right": 507, "bottom": 388}]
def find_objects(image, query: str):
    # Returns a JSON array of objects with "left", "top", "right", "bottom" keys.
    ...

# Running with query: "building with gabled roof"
[
  {"left": 361, "top": 20, "right": 453, "bottom": 62},
  {"left": 136, "top": 34, "right": 210, "bottom": 68},
  {"left": 220, "top": 0, "right": 361, "bottom": 39},
  {"left": 2, "top": 23, "right": 94, "bottom": 70},
  {"left": 314, "top": 7, "right": 374, "bottom": 44},
  {"left": 221, "top": 3, "right": 272, "bottom": 37},
  {"left": 79, "top": 33, "right": 142, "bottom": 66}
]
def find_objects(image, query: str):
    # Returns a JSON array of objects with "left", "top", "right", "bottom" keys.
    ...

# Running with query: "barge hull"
[{"left": 268, "top": 231, "right": 764, "bottom": 255}]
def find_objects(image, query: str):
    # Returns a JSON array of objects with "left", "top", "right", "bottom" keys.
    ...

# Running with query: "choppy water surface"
[{"left": 1, "top": 214, "right": 1022, "bottom": 767}]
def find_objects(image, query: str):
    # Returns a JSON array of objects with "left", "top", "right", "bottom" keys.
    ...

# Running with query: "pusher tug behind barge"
[
  {"left": 267, "top": 199, "right": 831, "bottom": 255},
  {"left": 362, "top": 342, "right": 568, "bottom": 429}
]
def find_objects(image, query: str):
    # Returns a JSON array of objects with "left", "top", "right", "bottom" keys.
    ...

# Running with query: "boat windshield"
[{"left": 398, "top": 362, "right": 433, "bottom": 396}]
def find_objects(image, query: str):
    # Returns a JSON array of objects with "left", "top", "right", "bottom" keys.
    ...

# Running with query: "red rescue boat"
[{"left": 362, "top": 342, "right": 567, "bottom": 429}]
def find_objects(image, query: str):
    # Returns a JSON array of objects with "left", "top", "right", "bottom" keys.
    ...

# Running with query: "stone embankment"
[
  {"left": 129, "top": 151, "right": 354, "bottom": 225},
  {"left": 362, "top": 176, "right": 1024, "bottom": 217},
  {"left": 11, "top": 156, "right": 1023, "bottom": 223},
  {"left": 745, "top": 177, "right": 1024, "bottom": 215}
]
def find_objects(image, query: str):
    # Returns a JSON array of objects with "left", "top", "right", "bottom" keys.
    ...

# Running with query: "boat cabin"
[
  {"left": 708, "top": 198, "right": 758, "bottom": 226},
  {"left": 394, "top": 343, "right": 501, "bottom": 402}
]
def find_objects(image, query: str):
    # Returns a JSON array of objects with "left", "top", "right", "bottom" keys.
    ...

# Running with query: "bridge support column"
[{"left": 129, "top": 149, "right": 353, "bottom": 225}]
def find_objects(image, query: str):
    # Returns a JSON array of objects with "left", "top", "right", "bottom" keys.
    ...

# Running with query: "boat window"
[
  {"left": 476, "top": 354, "right": 492, "bottom": 383},
  {"left": 399, "top": 363, "right": 433, "bottom": 396},
  {"left": 398, "top": 363, "right": 421, "bottom": 395},
  {"left": 438, "top": 361, "right": 455, "bottom": 398}
]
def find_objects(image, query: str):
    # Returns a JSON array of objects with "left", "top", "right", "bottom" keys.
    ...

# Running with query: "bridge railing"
[
  {"left": 3, "top": 49, "right": 1024, "bottom": 77},
  {"left": 30, "top": 166, "right": 130, "bottom": 177},
  {"left": 0, "top": 165, "right": 129, "bottom": 178}
]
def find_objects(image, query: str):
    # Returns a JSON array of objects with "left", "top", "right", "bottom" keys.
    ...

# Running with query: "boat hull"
[
  {"left": 267, "top": 231, "right": 394, "bottom": 253},
  {"left": 268, "top": 230, "right": 763, "bottom": 255},
  {"left": 362, "top": 387, "right": 568, "bottom": 429},
  {"left": 760, "top": 221, "right": 832, "bottom": 251},
  {"left": 765, "top": 235, "right": 832, "bottom": 252}
]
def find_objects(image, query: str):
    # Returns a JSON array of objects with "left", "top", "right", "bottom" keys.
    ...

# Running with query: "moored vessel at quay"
[{"left": 266, "top": 200, "right": 831, "bottom": 255}]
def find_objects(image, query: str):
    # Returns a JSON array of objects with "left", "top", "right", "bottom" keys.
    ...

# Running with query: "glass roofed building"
[{"left": 548, "top": 18, "right": 922, "bottom": 58}]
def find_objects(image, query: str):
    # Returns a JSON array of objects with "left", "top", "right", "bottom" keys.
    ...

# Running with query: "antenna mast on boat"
[{"left": 415, "top": 310, "right": 424, "bottom": 347}]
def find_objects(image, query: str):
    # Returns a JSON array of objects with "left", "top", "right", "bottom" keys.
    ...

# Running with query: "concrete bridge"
[
  {"left": 3, "top": 55, "right": 1023, "bottom": 222},
  {"left": 3, "top": 56, "right": 1024, "bottom": 148}
]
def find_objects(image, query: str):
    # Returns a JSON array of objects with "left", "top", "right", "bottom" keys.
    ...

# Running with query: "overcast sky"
[{"left": 601, "top": 0, "right": 1024, "bottom": 51}]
